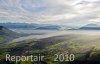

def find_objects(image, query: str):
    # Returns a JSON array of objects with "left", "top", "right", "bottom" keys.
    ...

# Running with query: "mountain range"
[
  {"left": 79, "top": 24, "right": 100, "bottom": 30},
  {"left": 0, "top": 23, "right": 66, "bottom": 30},
  {"left": 0, "top": 23, "right": 100, "bottom": 30}
]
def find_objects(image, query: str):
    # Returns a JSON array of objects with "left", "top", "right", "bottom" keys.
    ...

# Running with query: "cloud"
[{"left": 0, "top": 0, "right": 99, "bottom": 27}]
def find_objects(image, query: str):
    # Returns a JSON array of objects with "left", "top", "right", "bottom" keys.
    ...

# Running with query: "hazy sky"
[{"left": 0, "top": 0, "right": 100, "bottom": 27}]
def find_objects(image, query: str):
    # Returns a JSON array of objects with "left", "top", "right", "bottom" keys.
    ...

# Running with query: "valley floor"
[{"left": 0, "top": 30, "right": 100, "bottom": 64}]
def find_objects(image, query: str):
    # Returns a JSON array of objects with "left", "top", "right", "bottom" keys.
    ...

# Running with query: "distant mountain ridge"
[
  {"left": 84, "top": 24, "right": 99, "bottom": 27},
  {"left": 0, "top": 23, "right": 65, "bottom": 30},
  {"left": 0, "top": 23, "right": 37, "bottom": 29},
  {"left": 80, "top": 24, "right": 100, "bottom": 30},
  {"left": 2, "top": 23, "right": 100, "bottom": 30},
  {"left": 36, "top": 25, "right": 63, "bottom": 30}
]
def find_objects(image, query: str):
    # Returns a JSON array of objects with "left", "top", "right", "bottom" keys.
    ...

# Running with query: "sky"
[{"left": 0, "top": 0, "right": 100, "bottom": 27}]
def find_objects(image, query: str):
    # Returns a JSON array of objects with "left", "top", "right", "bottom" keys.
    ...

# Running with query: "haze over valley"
[
  {"left": 0, "top": 0, "right": 100, "bottom": 64},
  {"left": 1, "top": 23, "right": 100, "bottom": 64}
]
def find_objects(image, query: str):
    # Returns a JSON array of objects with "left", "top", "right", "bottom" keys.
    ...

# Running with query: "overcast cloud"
[{"left": 0, "top": 0, "right": 100, "bottom": 27}]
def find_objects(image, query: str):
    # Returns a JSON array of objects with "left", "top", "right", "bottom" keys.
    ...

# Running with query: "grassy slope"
[
  {"left": 0, "top": 37, "right": 5, "bottom": 42},
  {"left": 0, "top": 34, "right": 100, "bottom": 64}
]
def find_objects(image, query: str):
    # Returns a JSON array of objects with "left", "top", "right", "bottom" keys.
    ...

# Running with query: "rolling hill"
[
  {"left": 1, "top": 32, "right": 100, "bottom": 64},
  {"left": 0, "top": 26, "right": 19, "bottom": 44}
]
